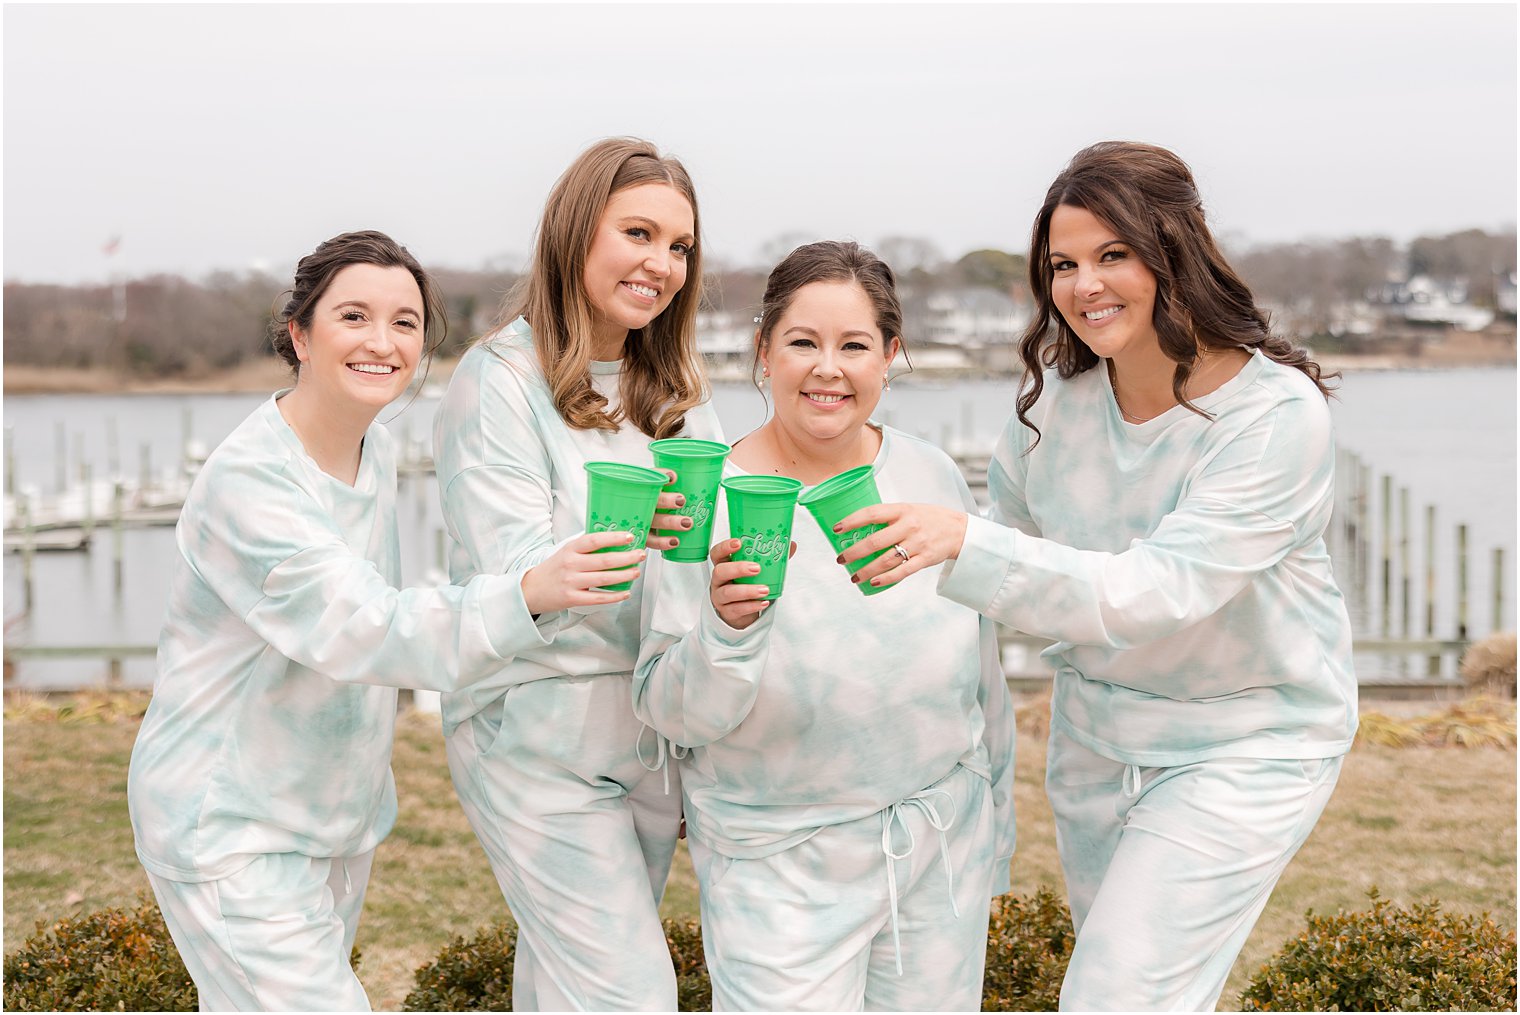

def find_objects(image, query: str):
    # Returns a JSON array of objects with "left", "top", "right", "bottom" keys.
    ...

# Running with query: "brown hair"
[
  {"left": 751, "top": 239, "right": 907, "bottom": 391},
  {"left": 502, "top": 137, "right": 707, "bottom": 439},
  {"left": 1016, "top": 141, "right": 1336, "bottom": 445},
  {"left": 270, "top": 230, "right": 447, "bottom": 375}
]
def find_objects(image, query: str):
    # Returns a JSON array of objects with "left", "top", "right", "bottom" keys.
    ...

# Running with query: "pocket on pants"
[{"left": 216, "top": 853, "right": 327, "bottom": 921}]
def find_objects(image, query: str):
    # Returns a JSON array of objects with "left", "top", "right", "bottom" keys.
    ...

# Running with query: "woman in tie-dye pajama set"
[
  {"left": 844, "top": 143, "right": 1357, "bottom": 1011},
  {"left": 431, "top": 138, "right": 720, "bottom": 1011},
  {"left": 634, "top": 241, "right": 1017, "bottom": 1012},
  {"left": 128, "top": 232, "right": 643, "bottom": 1011}
]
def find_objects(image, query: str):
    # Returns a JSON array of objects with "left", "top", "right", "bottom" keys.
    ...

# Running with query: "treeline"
[{"left": 3, "top": 229, "right": 1512, "bottom": 374}]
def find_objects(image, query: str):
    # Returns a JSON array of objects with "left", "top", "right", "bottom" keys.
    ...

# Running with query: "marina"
[{"left": 4, "top": 367, "right": 1515, "bottom": 694}]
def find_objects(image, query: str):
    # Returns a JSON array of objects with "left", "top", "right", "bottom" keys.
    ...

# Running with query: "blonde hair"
[{"left": 502, "top": 137, "right": 708, "bottom": 438}]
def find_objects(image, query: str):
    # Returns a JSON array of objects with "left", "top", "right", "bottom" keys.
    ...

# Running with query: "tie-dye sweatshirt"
[
  {"left": 634, "top": 426, "right": 1016, "bottom": 885},
  {"left": 940, "top": 351, "right": 1357, "bottom": 767},
  {"left": 432, "top": 316, "right": 724, "bottom": 733},
  {"left": 129, "top": 393, "right": 556, "bottom": 882}
]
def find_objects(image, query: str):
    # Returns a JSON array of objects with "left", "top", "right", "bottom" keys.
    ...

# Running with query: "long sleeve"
[
  {"left": 942, "top": 399, "right": 1330, "bottom": 651},
  {"left": 633, "top": 543, "right": 776, "bottom": 748},
  {"left": 187, "top": 455, "right": 557, "bottom": 694}
]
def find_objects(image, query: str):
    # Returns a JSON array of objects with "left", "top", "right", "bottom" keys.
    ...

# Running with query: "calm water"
[{"left": 4, "top": 367, "right": 1515, "bottom": 687}]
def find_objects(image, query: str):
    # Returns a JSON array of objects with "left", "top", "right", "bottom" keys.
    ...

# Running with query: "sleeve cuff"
[
  {"left": 699, "top": 587, "right": 777, "bottom": 649},
  {"left": 938, "top": 515, "right": 1015, "bottom": 613},
  {"left": 479, "top": 572, "right": 562, "bottom": 658}
]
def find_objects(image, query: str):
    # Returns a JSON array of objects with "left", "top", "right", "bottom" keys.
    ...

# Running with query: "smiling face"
[
  {"left": 582, "top": 182, "right": 696, "bottom": 357},
  {"left": 761, "top": 280, "right": 900, "bottom": 445},
  {"left": 288, "top": 262, "right": 425, "bottom": 415},
  {"left": 1047, "top": 203, "right": 1160, "bottom": 365}
]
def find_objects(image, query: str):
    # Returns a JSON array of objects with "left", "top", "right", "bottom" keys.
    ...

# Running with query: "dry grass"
[{"left": 4, "top": 692, "right": 1514, "bottom": 1010}]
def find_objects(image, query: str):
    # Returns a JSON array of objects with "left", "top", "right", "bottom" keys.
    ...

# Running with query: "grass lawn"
[{"left": 4, "top": 693, "right": 1515, "bottom": 1011}]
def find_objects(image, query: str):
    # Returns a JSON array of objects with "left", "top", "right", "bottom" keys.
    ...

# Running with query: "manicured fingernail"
[
  {"left": 676, "top": 495, "right": 686, "bottom": 507},
  {"left": 756, "top": 587, "right": 769, "bottom": 597},
  {"left": 871, "top": 578, "right": 882, "bottom": 586},
  {"left": 749, "top": 564, "right": 761, "bottom": 574},
  {"left": 668, "top": 538, "right": 679, "bottom": 547},
  {"left": 851, "top": 574, "right": 861, "bottom": 584},
  {"left": 831, "top": 523, "right": 843, "bottom": 533},
  {"left": 681, "top": 517, "right": 693, "bottom": 529},
  {"left": 835, "top": 554, "right": 844, "bottom": 565}
]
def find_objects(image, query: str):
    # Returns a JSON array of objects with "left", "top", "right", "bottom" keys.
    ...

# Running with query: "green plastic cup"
[
  {"left": 798, "top": 465, "right": 892, "bottom": 596},
  {"left": 584, "top": 461, "right": 669, "bottom": 591},
  {"left": 649, "top": 438, "right": 732, "bottom": 563},
  {"left": 721, "top": 475, "right": 803, "bottom": 601}
]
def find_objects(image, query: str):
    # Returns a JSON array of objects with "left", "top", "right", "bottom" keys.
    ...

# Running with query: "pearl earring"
[{"left": 883, "top": 372, "right": 891, "bottom": 391}]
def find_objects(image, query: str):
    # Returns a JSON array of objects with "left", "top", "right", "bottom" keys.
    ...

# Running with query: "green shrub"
[
  {"left": 404, "top": 919, "right": 516, "bottom": 1011},
  {"left": 403, "top": 917, "right": 711, "bottom": 1011},
  {"left": 982, "top": 885, "right": 1074, "bottom": 1011},
  {"left": 1, "top": 896, "right": 196, "bottom": 1012},
  {"left": 665, "top": 917, "right": 712, "bottom": 1011},
  {"left": 1239, "top": 889, "right": 1518, "bottom": 1011},
  {"left": 405, "top": 890, "right": 1076, "bottom": 1011},
  {"left": 2, "top": 897, "right": 364, "bottom": 1013}
]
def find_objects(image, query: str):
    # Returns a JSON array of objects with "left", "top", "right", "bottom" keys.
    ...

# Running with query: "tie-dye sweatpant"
[
  {"left": 689, "top": 763, "right": 996, "bottom": 1012},
  {"left": 446, "top": 672, "right": 682, "bottom": 1011},
  {"left": 146, "top": 849, "right": 374, "bottom": 1011},
  {"left": 1045, "top": 727, "right": 1343, "bottom": 1011}
]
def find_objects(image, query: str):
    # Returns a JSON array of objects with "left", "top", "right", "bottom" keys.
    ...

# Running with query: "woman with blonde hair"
[
  {"left": 841, "top": 142, "right": 1356, "bottom": 1010},
  {"left": 433, "top": 137, "right": 720, "bottom": 1011}
]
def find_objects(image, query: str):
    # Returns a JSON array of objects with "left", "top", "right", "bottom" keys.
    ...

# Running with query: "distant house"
[
  {"left": 1368, "top": 275, "right": 1496, "bottom": 332},
  {"left": 915, "top": 288, "right": 1031, "bottom": 371}
]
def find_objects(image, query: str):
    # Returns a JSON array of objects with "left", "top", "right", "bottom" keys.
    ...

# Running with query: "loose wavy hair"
[
  {"left": 500, "top": 137, "right": 707, "bottom": 439},
  {"left": 1016, "top": 141, "right": 1336, "bottom": 446}
]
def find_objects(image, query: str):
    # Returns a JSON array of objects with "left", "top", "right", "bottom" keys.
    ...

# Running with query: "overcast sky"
[{"left": 3, "top": 2, "right": 1515, "bottom": 285}]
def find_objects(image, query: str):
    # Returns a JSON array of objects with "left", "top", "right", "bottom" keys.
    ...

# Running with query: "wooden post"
[
  {"left": 108, "top": 657, "right": 123, "bottom": 686},
  {"left": 1359, "top": 461, "right": 1372, "bottom": 607},
  {"left": 1425, "top": 504, "right": 1438, "bottom": 676},
  {"left": 1456, "top": 523, "right": 1469, "bottom": 641},
  {"left": 3, "top": 425, "right": 13, "bottom": 497},
  {"left": 81, "top": 464, "right": 95, "bottom": 539},
  {"left": 20, "top": 492, "right": 35, "bottom": 612},
  {"left": 55, "top": 421, "right": 67, "bottom": 494},
  {"left": 112, "top": 481, "right": 125, "bottom": 594},
  {"left": 106, "top": 416, "right": 120, "bottom": 481},
  {"left": 1380, "top": 473, "right": 1392, "bottom": 638},
  {"left": 181, "top": 404, "right": 193, "bottom": 471},
  {"left": 1494, "top": 547, "right": 1506, "bottom": 635},
  {"left": 1399, "top": 486, "right": 1411, "bottom": 639}
]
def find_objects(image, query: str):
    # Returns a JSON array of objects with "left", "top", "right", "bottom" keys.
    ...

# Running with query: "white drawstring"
[
  {"left": 1123, "top": 763, "right": 1143, "bottom": 799},
  {"left": 635, "top": 723, "right": 684, "bottom": 795},
  {"left": 879, "top": 786, "right": 960, "bottom": 975},
  {"left": 342, "top": 858, "right": 352, "bottom": 896}
]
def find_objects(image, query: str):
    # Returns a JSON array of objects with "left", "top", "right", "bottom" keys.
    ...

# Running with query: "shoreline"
[{"left": 4, "top": 348, "right": 1515, "bottom": 395}]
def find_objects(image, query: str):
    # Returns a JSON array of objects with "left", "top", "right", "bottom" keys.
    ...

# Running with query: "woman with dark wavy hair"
[
  {"left": 432, "top": 137, "right": 720, "bottom": 1011},
  {"left": 837, "top": 142, "right": 1356, "bottom": 1010}
]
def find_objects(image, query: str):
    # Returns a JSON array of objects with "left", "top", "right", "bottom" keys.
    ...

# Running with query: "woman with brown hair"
[
  {"left": 127, "top": 231, "right": 627, "bottom": 1010},
  {"left": 634, "top": 240, "right": 1015, "bottom": 1011},
  {"left": 839, "top": 142, "right": 1357, "bottom": 1010},
  {"left": 432, "top": 137, "right": 720, "bottom": 1011}
]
